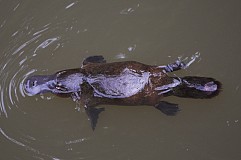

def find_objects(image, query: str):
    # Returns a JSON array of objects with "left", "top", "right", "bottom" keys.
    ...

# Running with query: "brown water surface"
[{"left": 0, "top": 0, "right": 241, "bottom": 160}]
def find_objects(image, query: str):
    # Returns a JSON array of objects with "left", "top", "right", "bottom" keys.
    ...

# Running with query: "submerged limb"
[
  {"left": 159, "top": 52, "right": 201, "bottom": 72},
  {"left": 85, "top": 106, "right": 105, "bottom": 130},
  {"left": 154, "top": 101, "right": 180, "bottom": 116},
  {"left": 72, "top": 92, "right": 104, "bottom": 130},
  {"left": 72, "top": 92, "right": 82, "bottom": 111},
  {"left": 71, "top": 92, "right": 81, "bottom": 102},
  {"left": 82, "top": 55, "right": 106, "bottom": 66},
  {"left": 74, "top": 100, "right": 86, "bottom": 112}
]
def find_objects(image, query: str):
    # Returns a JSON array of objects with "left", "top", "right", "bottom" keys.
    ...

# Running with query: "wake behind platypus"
[{"left": 24, "top": 53, "right": 221, "bottom": 129}]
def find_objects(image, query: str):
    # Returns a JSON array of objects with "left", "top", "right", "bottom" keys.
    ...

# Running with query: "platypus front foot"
[
  {"left": 164, "top": 59, "right": 186, "bottom": 72},
  {"left": 71, "top": 92, "right": 81, "bottom": 102},
  {"left": 160, "top": 52, "right": 201, "bottom": 73}
]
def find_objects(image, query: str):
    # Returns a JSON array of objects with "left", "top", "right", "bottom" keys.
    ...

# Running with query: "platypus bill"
[{"left": 24, "top": 55, "right": 221, "bottom": 130}]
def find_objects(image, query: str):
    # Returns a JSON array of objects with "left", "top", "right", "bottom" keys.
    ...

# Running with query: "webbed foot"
[
  {"left": 73, "top": 96, "right": 104, "bottom": 130},
  {"left": 82, "top": 55, "right": 106, "bottom": 67},
  {"left": 85, "top": 106, "right": 105, "bottom": 130},
  {"left": 154, "top": 101, "right": 180, "bottom": 116}
]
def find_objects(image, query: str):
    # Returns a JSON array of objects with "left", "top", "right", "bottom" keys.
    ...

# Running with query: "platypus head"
[{"left": 24, "top": 75, "right": 56, "bottom": 96}]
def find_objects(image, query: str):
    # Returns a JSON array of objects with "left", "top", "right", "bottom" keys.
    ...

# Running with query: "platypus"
[{"left": 24, "top": 55, "right": 221, "bottom": 129}]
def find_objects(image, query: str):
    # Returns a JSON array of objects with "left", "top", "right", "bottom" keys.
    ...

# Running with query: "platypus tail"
[{"left": 172, "top": 76, "right": 222, "bottom": 99}]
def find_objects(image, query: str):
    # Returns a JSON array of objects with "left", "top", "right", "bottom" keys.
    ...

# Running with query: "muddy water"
[{"left": 0, "top": 0, "right": 241, "bottom": 160}]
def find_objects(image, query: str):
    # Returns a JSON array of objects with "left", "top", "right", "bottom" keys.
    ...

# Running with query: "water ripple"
[
  {"left": 12, "top": 34, "right": 42, "bottom": 55},
  {"left": 0, "top": 22, "right": 62, "bottom": 117},
  {"left": 33, "top": 36, "right": 61, "bottom": 55},
  {"left": 65, "top": 1, "right": 79, "bottom": 10},
  {"left": 33, "top": 25, "right": 50, "bottom": 36},
  {"left": 0, "top": 127, "right": 61, "bottom": 160}
]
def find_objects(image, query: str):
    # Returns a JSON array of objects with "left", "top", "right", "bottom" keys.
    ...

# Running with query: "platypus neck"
[{"left": 54, "top": 69, "right": 85, "bottom": 93}]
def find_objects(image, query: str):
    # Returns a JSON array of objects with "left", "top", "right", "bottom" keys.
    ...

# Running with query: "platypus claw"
[{"left": 160, "top": 52, "right": 201, "bottom": 73}]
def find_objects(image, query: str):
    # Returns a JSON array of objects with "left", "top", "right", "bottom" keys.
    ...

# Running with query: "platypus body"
[{"left": 24, "top": 55, "right": 221, "bottom": 129}]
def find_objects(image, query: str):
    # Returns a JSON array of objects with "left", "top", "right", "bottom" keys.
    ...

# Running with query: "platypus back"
[
  {"left": 24, "top": 54, "right": 222, "bottom": 130},
  {"left": 172, "top": 76, "right": 221, "bottom": 99}
]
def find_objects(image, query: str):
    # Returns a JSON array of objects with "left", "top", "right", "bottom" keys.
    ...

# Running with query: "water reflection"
[
  {"left": 0, "top": 22, "right": 62, "bottom": 117},
  {"left": 65, "top": 1, "right": 79, "bottom": 10},
  {"left": 0, "top": 13, "right": 70, "bottom": 158},
  {"left": 0, "top": 127, "right": 61, "bottom": 160},
  {"left": 1, "top": 0, "right": 240, "bottom": 159},
  {"left": 0, "top": 2, "right": 95, "bottom": 158}
]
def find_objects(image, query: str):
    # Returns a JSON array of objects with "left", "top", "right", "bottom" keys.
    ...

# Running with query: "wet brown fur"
[{"left": 56, "top": 61, "right": 174, "bottom": 107}]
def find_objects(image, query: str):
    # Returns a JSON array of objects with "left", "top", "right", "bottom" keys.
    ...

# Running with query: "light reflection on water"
[
  {"left": 0, "top": 127, "right": 61, "bottom": 160},
  {"left": 0, "top": 3, "right": 92, "bottom": 157},
  {"left": 0, "top": 39, "right": 58, "bottom": 118},
  {"left": 0, "top": 19, "right": 62, "bottom": 117},
  {"left": 0, "top": 19, "right": 67, "bottom": 158},
  {"left": 0, "top": 2, "right": 100, "bottom": 159},
  {"left": 1, "top": 0, "right": 240, "bottom": 160}
]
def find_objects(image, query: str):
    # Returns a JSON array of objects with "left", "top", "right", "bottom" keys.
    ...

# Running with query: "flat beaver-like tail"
[{"left": 173, "top": 76, "right": 222, "bottom": 99}]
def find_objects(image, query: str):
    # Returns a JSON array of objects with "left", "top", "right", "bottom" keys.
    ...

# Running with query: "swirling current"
[
  {"left": 0, "top": 2, "right": 79, "bottom": 158},
  {"left": 0, "top": 23, "right": 61, "bottom": 118},
  {"left": 0, "top": 2, "right": 138, "bottom": 159}
]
